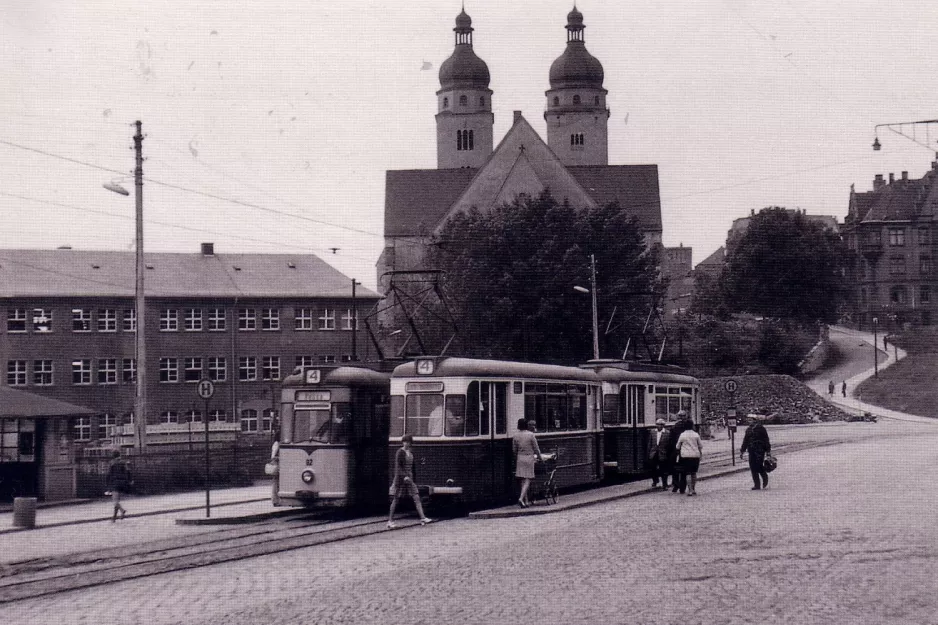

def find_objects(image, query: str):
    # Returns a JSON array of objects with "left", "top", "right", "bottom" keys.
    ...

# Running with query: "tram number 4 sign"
[
  {"left": 724, "top": 379, "right": 739, "bottom": 394},
  {"left": 197, "top": 379, "right": 215, "bottom": 400}
]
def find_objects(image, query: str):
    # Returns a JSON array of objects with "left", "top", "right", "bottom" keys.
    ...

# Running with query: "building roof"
[
  {"left": 384, "top": 114, "right": 662, "bottom": 237},
  {"left": 852, "top": 169, "right": 938, "bottom": 223},
  {"left": 0, "top": 386, "right": 95, "bottom": 419},
  {"left": 696, "top": 246, "right": 725, "bottom": 268},
  {"left": 0, "top": 249, "right": 381, "bottom": 299},
  {"left": 384, "top": 168, "right": 478, "bottom": 237}
]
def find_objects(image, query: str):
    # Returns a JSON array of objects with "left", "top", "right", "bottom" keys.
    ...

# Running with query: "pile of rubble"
[{"left": 701, "top": 375, "right": 852, "bottom": 424}]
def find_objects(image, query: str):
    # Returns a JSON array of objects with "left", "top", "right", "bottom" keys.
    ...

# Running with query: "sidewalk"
[{"left": 805, "top": 326, "right": 936, "bottom": 424}]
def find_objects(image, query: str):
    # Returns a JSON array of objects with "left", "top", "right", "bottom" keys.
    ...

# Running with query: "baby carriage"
[{"left": 531, "top": 453, "right": 558, "bottom": 505}]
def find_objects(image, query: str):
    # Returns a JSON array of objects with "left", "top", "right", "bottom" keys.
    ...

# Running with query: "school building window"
[
  {"left": 295, "top": 308, "right": 313, "bottom": 330},
  {"left": 97, "top": 359, "right": 117, "bottom": 385},
  {"left": 160, "top": 411, "right": 179, "bottom": 424},
  {"left": 240, "top": 409, "right": 259, "bottom": 432},
  {"left": 72, "top": 309, "right": 92, "bottom": 332},
  {"left": 295, "top": 356, "right": 314, "bottom": 368},
  {"left": 33, "top": 360, "right": 53, "bottom": 386},
  {"left": 122, "top": 359, "right": 136, "bottom": 383},
  {"left": 98, "top": 413, "right": 117, "bottom": 439},
  {"left": 261, "top": 356, "right": 280, "bottom": 381},
  {"left": 209, "top": 409, "right": 227, "bottom": 423},
  {"left": 184, "top": 357, "right": 203, "bottom": 382},
  {"left": 319, "top": 309, "right": 336, "bottom": 330},
  {"left": 320, "top": 355, "right": 336, "bottom": 364},
  {"left": 341, "top": 309, "right": 358, "bottom": 330},
  {"left": 7, "top": 360, "right": 27, "bottom": 386},
  {"left": 74, "top": 417, "right": 91, "bottom": 441},
  {"left": 72, "top": 359, "right": 91, "bottom": 385},
  {"left": 32, "top": 308, "right": 52, "bottom": 333},
  {"left": 97, "top": 309, "right": 117, "bottom": 332},
  {"left": 185, "top": 410, "right": 203, "bottom": 424},
  {"left": 208, "top": 308, "right": 226, "bottom": 331},
  {"left": 262, "top": 308, "right": 280, "bottom": 331},
  {"left": 239, "top": 356, "right": 258, "bottom": 381},
  {"left": 7, "top": 309, "right": 26, "bottom": 333},
  {"left": 122, "top": 309, "right": 136, "bottom": 332},
  {"left": 262, "top": 409, "right": 277, "bottom": 432},
  {"left": 159, "top": 309, "right": 179, "bottom": 331},
  {"left": 208, "top": 357, "right": 227, "bottom": 382},
  {"left": 238, "top": 308, "right": 256, "bottom": 331},
  {"left": 159, "top": 358, "right": 179, "bottom": 383},
  {"left": 184, "top": 308, "right": 203, "bottom": 331}
]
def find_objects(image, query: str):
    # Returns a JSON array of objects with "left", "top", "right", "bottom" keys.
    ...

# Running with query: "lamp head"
[
  {"left": 872, "top": 137, "right": 881, "bottom": 151},
  {"left": 573, "top": 285, "right": 590, "bottom": 294},
  {"left": 103, "top": 182, "right": 129, "bottom": 196}
]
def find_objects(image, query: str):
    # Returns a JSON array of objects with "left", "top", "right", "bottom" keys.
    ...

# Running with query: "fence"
[{"left": 76, "top": 440, "right": 270, "bottom": 499}]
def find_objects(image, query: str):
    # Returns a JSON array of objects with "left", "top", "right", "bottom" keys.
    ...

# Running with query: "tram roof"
[
  {"left": 585, "top": 362, "right": 699, "bottom": 385},
  {"left": 393, "top": 357, "right": 600, "bottom": 382},
  {"left": 282, "top": 366, "right": 390, "bottom": 388}
]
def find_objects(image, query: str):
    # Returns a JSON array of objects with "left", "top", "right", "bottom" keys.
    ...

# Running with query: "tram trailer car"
[
  {"left": 390, "top": 357, "right": 604, "bottom": 508},
  {"left": 277, "top": 366, "right": 391, "bottom": 509},
  {"left": 581, "top": 360, "right": 701, "bottom": 476}
]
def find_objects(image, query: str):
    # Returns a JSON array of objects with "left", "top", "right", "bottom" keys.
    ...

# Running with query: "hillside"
[
  {"left": 855, "top": 328, "right": 938, "bottom": 418},
  {"left": 701, "top": 375, "right": 852, "bottom": 424}
]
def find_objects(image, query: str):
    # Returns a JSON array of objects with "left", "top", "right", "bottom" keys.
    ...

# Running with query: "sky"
[{"left": 3, "top": 0, "right": 938, "bottom": 290}]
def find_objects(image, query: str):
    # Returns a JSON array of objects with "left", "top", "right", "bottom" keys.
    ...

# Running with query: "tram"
[
  {"left": 276, "top": 365, "right": 391, "bottom": 509},
  {"left": 581, "top": 360, "right": 701, "bottom": 476},
  {"left": 389, "top": 357, "right": 604, "bottom": 508}
]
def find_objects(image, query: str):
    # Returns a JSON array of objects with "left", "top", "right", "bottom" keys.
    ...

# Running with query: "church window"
[
  {"left": 479, "top": 97, "right": 485, "bottom": 107},
  {"left": 594, "top": 96, "right": 600, "bottom": 105},
  {"left": 570, "top": 133, "right": 585, "bottom": 148},
  {"left": 553, "top": 96, "right": 559, "bottom": 106},
  {"left": 457, "top": 130, "right": 475, "bottom": 151},
  {"left": 573, "top": 94, "right": 581, "bottom": 105},
  {"left": 459, "top": 95, "right": 468, "bottom": 106},
  {"left": 443, "top": 97, "right": 449, "bottom": 108}
]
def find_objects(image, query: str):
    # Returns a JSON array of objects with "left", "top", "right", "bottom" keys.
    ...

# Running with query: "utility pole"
[
  {"left": 351, "top": 279, "right": 359, "bottom": 361},
  {"left": 589, "top": 254, "right": 600, "bottom": 360},
  {"left": 133, "top": 120, "right": 147, "bottom": 451}
]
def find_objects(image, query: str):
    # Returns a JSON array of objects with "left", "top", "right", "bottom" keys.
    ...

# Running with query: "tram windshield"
[{"left": 292, "top": 403, "right": 352, "bottom": 444}]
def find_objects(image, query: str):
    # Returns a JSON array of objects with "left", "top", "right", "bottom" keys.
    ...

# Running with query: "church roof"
[{"left": 384, "top": 114, "right": 662, "bottom": 238}]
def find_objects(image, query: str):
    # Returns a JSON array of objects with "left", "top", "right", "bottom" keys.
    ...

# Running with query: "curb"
[
  {"left": 469, "top": 439, "right": 843, "bottom": 519},
  {"left": 175, "top": 507, "right": 305, "bottom": 525}
]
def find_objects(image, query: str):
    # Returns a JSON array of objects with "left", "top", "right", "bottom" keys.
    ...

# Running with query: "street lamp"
[
  {"left": 104, "top": 120, "right": 146, "bottom": 451},
  {"left": 872, "top": 316, "right": 879, "bottom": 378},
  {"left": 573, "top": 254, "right": 600, "bottom": 360}
]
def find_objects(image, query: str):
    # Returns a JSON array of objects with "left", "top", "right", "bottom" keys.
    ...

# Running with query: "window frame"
[
  {"left": 97, "top": 358, "right": 118, "bottom": 385},
  {"left": 261, "top": 308, "right": 280, "bottom": 331},
  {"left": 72, "top": 308, "right": 92, "bottom": 332},
  {"left": 33, "top": 359, "right": 53, "bottom": 386},
  {"left": 159, "top": 357, "right": 179, "bottom": 383},
  {"left": 184, "top": 308, "right": 203, "bottom": 332},
  {"left": 239, "top": 356, "right": 258, "bottom": 382},
  {"left": 208, "top": 308, "right": 226, "bottom": 331},
  {"left": 295, "top": 307, "right": 313, "bottom": 331},
  {"left": 159, "top": 309, "right": 179, "bottom": 332},
  {"left": 97, "top": 309, "right": 117, "bottom": 332},
  {"left": 7, "top": 309, "right": 27, "bottom": 333},
  {"left": 7, "top": 360, "right": 27, "bottom": 386},
  {"left": 71, "top": 359, "right": 92, "bottom": 385},
  {"left": 238, "top": 308, "right": 256, "bottom": 331},
  {"left": 32, "top": 308, "right": 52, "bottom": 333}
]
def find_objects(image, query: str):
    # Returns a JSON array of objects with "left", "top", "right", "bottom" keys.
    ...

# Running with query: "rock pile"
[{"left": 701, "top": 375, "right": 852, "bottom": 424}]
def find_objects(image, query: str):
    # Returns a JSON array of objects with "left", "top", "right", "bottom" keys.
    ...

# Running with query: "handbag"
[
  {"left": 763, "top": 453, "right": 777, "bottom": 473},
  {"left": 264, "top": 459, "right": 279, "bottom": 476}
]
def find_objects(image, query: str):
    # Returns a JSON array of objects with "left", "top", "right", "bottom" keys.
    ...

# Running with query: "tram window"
[
  {"left": 293, "top": 408, "right": 331, "bottom": 442},
  {"left": 546, "top": 394, "right": 567, "bottom": 431},
  {"left": 390, "top": 396, "right": 404, "bottom": 437},
  {"left": 466, "top": 383, "right": 480, "bottom": 436},
  {"left": 568, "top": 386, "right": 587, "bottom": 430},
  {"left": 405, "top": 394, "right": 444, "bottom": 437},
  {"left": 445, "top": 395, "right": 466, "bottom": 436},
  {"left": 330, "top": 403, "right": 352, "bottom": 444},
  {"left": 494, "top": 383, "right": 507, "bottom": 434},
  {"left": 602, "top": 394, "right": 618, "bottom": 424},
  {"left": 524, "top": 392, "right": 547, "bottom": 433}
]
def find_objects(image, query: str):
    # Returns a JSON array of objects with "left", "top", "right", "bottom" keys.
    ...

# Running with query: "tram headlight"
[{"left": 301, "top": 469, "right": 315, "bottom": 484}]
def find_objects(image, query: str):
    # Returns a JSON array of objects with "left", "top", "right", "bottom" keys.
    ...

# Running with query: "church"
[{"left": 379, "top": 7, "right": 663, "bottom": 289}]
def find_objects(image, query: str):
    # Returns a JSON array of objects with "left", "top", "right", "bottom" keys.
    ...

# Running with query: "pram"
[{"left": 530, "top": 453, "right": 558, "bottom": 505}]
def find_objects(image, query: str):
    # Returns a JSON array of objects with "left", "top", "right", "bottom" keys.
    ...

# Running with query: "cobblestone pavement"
[{"left": 7, "top": 421, "right": 938, "bottom": 625}]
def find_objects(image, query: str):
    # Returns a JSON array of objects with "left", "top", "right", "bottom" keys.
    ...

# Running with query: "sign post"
[
  {"left": 724, "top": 379, "right": 739, "bottom": 466},
  {"left": 197, "top": 379, "right": 215, "bottom": 518}
]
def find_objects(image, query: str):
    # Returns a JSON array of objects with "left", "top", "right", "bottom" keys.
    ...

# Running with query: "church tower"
[
  {"left": 544, "top": 7, "right": 609, "bottom": 166},
  {"left": 436, "top": 9, "right": 493, "bottom": 169}
]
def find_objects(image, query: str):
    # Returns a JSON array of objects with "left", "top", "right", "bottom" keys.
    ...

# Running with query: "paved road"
[{"left": 7, "top": 420, "right": 938, "bottom": 625}]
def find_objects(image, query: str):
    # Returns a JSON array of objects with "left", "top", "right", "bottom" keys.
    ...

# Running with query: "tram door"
[
  {"left": 469, "top": 382, "right": 508, "bottom": 500},
  {"left": 621, "top": 384, "right": 646, "bottom": 472}
]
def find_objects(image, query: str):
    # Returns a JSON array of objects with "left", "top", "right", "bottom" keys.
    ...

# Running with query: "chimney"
[
  {"left": 750, "top": 208, "right": 755, "bottom": 216},
  {"left": 513, "top": 110, "right": 522, "bottom": 124},
  {"left": 901, "top": 171, "right": 908, "bottom": 180},
  {"left": 889, "top": 173, "right": 895, "bottom": 183},
  {"left": 874, "top": 174, "right": 884, "bottom": 190},
  {"left": 201, "top": 242, "right": 214, "bottom": 256}
]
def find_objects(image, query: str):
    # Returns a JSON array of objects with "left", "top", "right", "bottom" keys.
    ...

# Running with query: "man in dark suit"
[{"left": 647, "top": 418, "right": 671, "bottom": 489}]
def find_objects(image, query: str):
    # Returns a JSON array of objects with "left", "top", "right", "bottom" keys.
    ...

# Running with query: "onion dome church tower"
[
  {"left": 544, "top": 6, "right": 610, "bottom": 166},
  {"left": 436, "top": 9, "right": 494, "bottom": 169}
]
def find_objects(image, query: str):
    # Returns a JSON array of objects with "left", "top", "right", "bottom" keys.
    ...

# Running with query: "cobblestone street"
[{"left": 7, "top": 421, "right": 938, "bottom": 625}]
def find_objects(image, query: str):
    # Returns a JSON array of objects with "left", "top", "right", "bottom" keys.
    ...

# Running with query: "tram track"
[{"left": 0, "top": 512, "right": 401, "bottom": 604}]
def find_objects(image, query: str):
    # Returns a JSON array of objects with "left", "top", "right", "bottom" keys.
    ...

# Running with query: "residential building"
[{"left": 844, "top": 167, "right": 938, "bottom": 328}]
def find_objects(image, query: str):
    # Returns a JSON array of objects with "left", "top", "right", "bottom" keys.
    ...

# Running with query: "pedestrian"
[
  {"left": 883, "top": 334, "right": 888, "bottom": 351},
  {"left": 668, "top": 418, "right": 686, "bottom": 493},
  {"left": 387, "top": 434, "right": 432, "bottom": 528},
  {"left": 106, "top": 450, "right": 131, "bottom": 521},
  {"left": 828, "top": 380, "right": 834, "bottom": 395},
  {"left": 740, "top": 421, "right": 772, "bottom": 490},
  {"left": 647, "top": 418, "right": 671, "bottom": 489},
  {"left": 512, "top": 417, "right": 543, "bottom": 508},
  {"left": 841, "top": 380, "right": 847, "bottom": 397},
  {"left": 675, "top": 420, "right": 703, "bottom": 496},
  {"left": 268, "top": 431, "right": 281, "bottom": 506}
]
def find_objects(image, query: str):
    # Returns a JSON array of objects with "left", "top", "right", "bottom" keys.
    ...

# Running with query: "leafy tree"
[
  {"left": 723, "top": 207, "right": 847, "bottom": 323},
  {"left": 425, "top": 191, "right": 658, "bottom": 363}
]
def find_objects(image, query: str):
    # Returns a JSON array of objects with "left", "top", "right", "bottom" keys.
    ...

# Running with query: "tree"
[
  {"left": 723, "top": 207, "right": 847, "bottom": 323},
  {"left": 426, "top": 191, "right": 658, "bottom": 363}
]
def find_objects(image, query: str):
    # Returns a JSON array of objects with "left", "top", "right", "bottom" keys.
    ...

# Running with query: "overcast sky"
[{"left": 3, "top": 0, "right": 938, "bottom": 289}]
